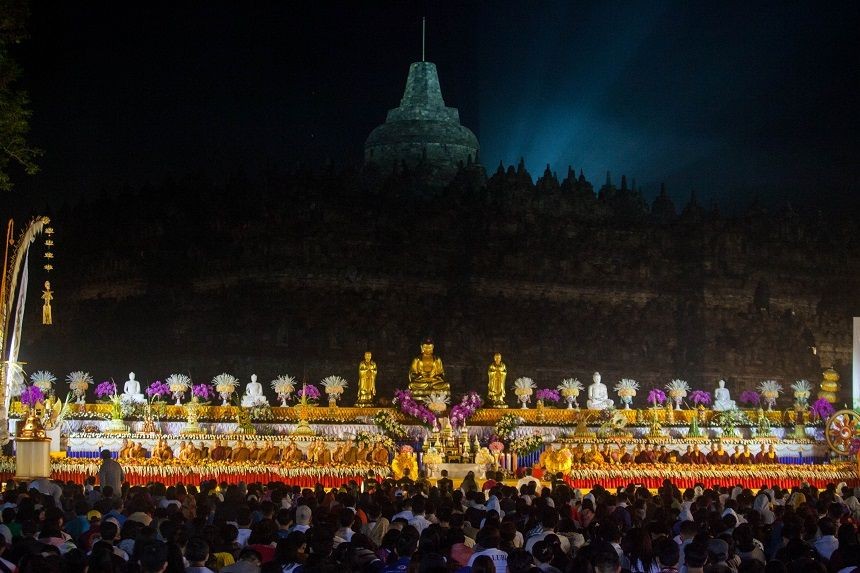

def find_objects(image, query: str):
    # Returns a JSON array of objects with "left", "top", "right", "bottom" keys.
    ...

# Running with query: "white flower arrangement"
[
  {"left": 791, "top": 379, "right": 812, "bottom": 405},
  {"left": 31, "top": 370, "right": 57, "bottom": 394},
  {"left": 558, "top": 378, "right": 583, "bottom": 396},
  {"left": 665, "top": 379, "right": 690, "bottom": 409},
  {"left": 513, "top": 377, "right": 537, "bottom": 396},
  {"left": 66, "top": 371, "right": 94, "bottom": 403},
  {"left": 614, "top": 378, "right": 639, "bottom": 397},
  {"left": 271, "top": 375, "right": 296, "bottom": 406},
  {"left": 166, "top": 373, "right": 191, "bottom": 405},
  {"left": 212, "top": 373, "right": 238, "bottom": 395},
  {"left": 757, "top": 379, "right": 783, "bottom": 410},
  {"left": 425, "top": 392, "right": 450, "bottom": 414},
  {"left": 320, "top": 376, "right": 348, "bottom": 395}
]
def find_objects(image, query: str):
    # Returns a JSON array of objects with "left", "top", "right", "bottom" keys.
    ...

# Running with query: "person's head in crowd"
[
  {"left": 139, "top": 540, "right": 169, "bottom": 573},
  {"left": 185, "top": 537, "right": 210, "bottom": 567},
  {"left": 471, "top": 554, "right": 497, "bottom": 573}
]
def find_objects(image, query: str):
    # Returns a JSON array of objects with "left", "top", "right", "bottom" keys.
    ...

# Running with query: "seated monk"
[
  {"left": 155, "top": 439, "right": 174, "bottom": 461},
  {"left": 355, "top": 443, "right": 370, "bottom": 463},
  {"left": 118, "top": 439, "right": 133, "bottom": 459},
  {"left": 247, "top": 443, "right": 261, "bottom": 462},
  {"left": 608, "top": 445, "right": 623, "bottom": 465},
  {"left": 634, "top": 446, "right": 651, "bottom": 464},
  {"left": 709, "top": 443, "right": 731, "bottom": 464},
  {"left": 131, "top": 442, "right": 147, "bottom": 459},
  {"left": 210, "top": 440, "right": 228, "bottom": 461},
  {"left": 756, "top": 444, "right": 777, "bottom": 464},
  {"left": 177, "top": 441, "right": 193, "bottom": 461},
  {"left": 317, "top": 443, "right": 332, "bottom": 465},
  {"left": 282, "top": 442, "right": 304, "bottom": 464},
  {"left": 344, "top": 443, "right": 358, "bottom": 464},
  {"left": 734, "top": 445, "right": 754, "bottom": 465},
  {"left": 260, "top": 443, "right": 279, "bottom": 463},
  {"left": 372, "top": 442, "right": 390, "bottom": 465},
  {"left": 232, "top": 442, "right": 251, "bottom": 462},
  {"left": 333, "top": 442, "right": 349, "bottom": 463},
  {"left": 656, "top": 446, "right": 669, "bottom": 463},
  {"left": 583, "top": 445, "right": 604, "bottom": 465},
  {"left": 619, "top": 447, "right": 633, "bottom": 464},
  {"left": 571, "top": 445, "right": 585, "bottom": 464},
  {"left": 689, "top": 445, "right": 708, "bottom": 464},
  {"left": 663, "top": 448, "right": 681, "bottom": 464}
]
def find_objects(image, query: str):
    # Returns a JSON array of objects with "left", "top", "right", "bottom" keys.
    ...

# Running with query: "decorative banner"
[{"left": 5, "top": 250, "right": 29, "bottom": 415}]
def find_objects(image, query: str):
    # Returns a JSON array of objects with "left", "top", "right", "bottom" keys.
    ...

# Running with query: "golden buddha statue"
[
  {"left": 408, "top": 340, "right": 448, "bottom": 397},
  {"left": 487, "top": 353, "right": 507, "bottom": 408},
  {"left": 356, "top": 351, "right": 377, "bottom": 407}
]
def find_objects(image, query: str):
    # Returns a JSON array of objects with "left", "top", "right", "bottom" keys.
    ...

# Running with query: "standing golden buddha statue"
[
  {"left": 408, "top": 340, "right": 448, "bottom": 398},
  {"left": 356, "top": 351, "right": 377, "bottom": 407},
  {"left": 487, "top": 353, "right": 507, "bottom": 408}
]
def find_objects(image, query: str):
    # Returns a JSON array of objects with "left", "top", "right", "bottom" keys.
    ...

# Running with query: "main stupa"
[{"left": 364, "top": 60, "right": 479, "bottom": 183}]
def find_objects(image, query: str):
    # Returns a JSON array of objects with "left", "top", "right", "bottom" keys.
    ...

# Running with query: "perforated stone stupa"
[{"left": 364, "top": 61, "right": 479, "bottom": 182}]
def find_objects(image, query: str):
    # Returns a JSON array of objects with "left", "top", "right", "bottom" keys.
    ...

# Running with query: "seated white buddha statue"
[
  {"left": 241, "top": 374, "right": 268, "bottom": 407},
  {"left": 712, "top": 379, "right": 736, "bottom": 411},
  {"left": 122, "top": 372, "right": 145, "bottom": 403},
  {"left": 586, "top": 371, "right": 614, "bottom": 410}
]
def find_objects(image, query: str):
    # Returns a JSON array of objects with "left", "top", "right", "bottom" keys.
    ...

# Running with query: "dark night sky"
[{"left": 10, "top": 1, "right": 860, "bottom": 211}]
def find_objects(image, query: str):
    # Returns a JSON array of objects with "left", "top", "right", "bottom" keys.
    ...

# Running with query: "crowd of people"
[{"left": 7, "top": 457, "right": 860, "bottom": 573}]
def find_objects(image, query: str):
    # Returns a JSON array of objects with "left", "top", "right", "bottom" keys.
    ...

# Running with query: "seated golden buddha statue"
[{"left": 408, "top": 340, "right": 449, "bottom": 398}]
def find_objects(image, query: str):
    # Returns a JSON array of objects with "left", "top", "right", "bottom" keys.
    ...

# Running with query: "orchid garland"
[
  {"left": 739, "top": 390, "right": 760, "bottom": 406},
  {"left": 20, "top": 385, "right": 45, "bottom": 408},
  {"left": 449, "top": 391, "right": 482, "bottom": 428},
  {"left": 688, "top": 390, "right": 711, "bottom": 405},
  {"left": 191, "top": 383, "right": 212, "bottom": 401},
  {"left": 810, "top": 398, "right": 835, "bottom": 420},
  {"left": 146, "top": 380, "right": 171, "bottom": 400},
  {"left": 535, "top": 388, "right": 561, "bottom": 404},
  {"left": 95, "top": 381, "right": 118, "bottom": 399},
  {"left": 647, "top": 388, "right": 666, "bottom": 407},
  {"left": 393, "top": 389, "right": 436, "bottom": 426}
]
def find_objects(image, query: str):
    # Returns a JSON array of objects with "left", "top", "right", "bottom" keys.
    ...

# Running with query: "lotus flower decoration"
[
  {"left": 321, "top": 376, "right": 348, "bottom": 405},
  {"left": 66, "top": 371, "right": 94, "bottom": 403},
  {"left": 514, "top": 377, "right": 537, "bottom": 409},
  {"left": 30, "top": 371, "right": 56, "bottom": 396},
  {"left": 425, "top": 392, "right": 450, "bottom": 414},
  {"left": 166, "top": 373, "right": 191, "bottom": 405}
]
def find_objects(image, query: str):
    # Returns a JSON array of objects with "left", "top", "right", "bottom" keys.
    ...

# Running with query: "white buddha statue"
[
  {"left": 712, "top": 379, "right": 736, "bottom": 411},
  {"left": 122, "top": 372, "right": 145, "bottom": 403},
  {"left": 241, "top": 374, "right": 268, "bottom": 407},
  {"left": 586, "top": 371, "right": 614, "bottom": 410}
]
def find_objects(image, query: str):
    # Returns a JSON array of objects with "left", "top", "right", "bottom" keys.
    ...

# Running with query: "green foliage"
[{"left": 0, "top": 0, "right": 41, "bottom": 191}]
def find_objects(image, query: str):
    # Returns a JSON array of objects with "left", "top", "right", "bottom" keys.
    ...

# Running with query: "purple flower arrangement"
[
  {"left": 95, "top": 381, "right": 118, "bottom": 399},
  {"left": 450, "top": 392, "right": 483, "bottom": 428},
  {"left": 297, "top": 384, "right": 321, "bottom": 401},
  {"left": 647, "top": 389, "right": 666, "bottom": 406},
  {"left": 810, "top": 398, "right": 835, "bottom": 420},
  {"left": 535, "top": 388, "right": 561, "bottom": 404},
  {"left": 739, "top": 390, "right": 760, "bottom": 406},
  {"left": 20, "top": 385, "right": 45, "bottom": 408},
  {"left": 191, "top": 383, "right": 212, "bottom": 400},
  {"left": 689, "top": 390, "right": 711, "bottom": 406},
  {"left": 146, "top": 380, "right": 171, "bottom": 399},
  {"left": 394, "top": 389, "right": 436, "bottom": 426}
]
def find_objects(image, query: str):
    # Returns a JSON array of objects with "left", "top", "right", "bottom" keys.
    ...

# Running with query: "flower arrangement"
[
  {"left": 739, "top": 390, "right": 760, "bottom": 407},
  {"left": 94, "top": 381, "right": 127, "bottom": 423},
  {"left": 756, "top": 380, "right": 782, "bottom": 410},
  {"left": 494, "top": 413, "right": 522, "bottom": 442},
  {"left": 146, "top": 380, "right": 171, "bottom": 401},
  {"left": 95, "top": 380, "right": 117, "bottom": 399},
  {"left": 714, "top": 408, "right": 750, "bottom": 437},
  {"left": 30, "top": 371, "right": 56, "bottom": 395},
  {"left": 20, "top": 385, "right": 45, "bottom": 408},
  {"left": 791, "top": 379, "right": 813, "bottom": 408},
  {"left": 488, "top": 441, "right": 505, "bottom": 454},
  {"left": 296, "top": 384, "right": 321, "bottom": 403},
  {"left": 535, "top": 388, "right": 561, "bottom": 406},
  {"left": 513, "top": 377, "right": 537, "bottom": 409},
  {"left": 271, "top": 375, "right": 296, "bottom": 406},
  {"left": 558, "top": 378, "right": 584, "bottom": 409},
  {"left": 66, "top": 371, "right": 94, "bottom": 404},
  {"left": 614, "top": 379, "right": 639, "bottom": 409},
  {"left": 510, "top": 433, "right": 544, "bottom": 455},
  {"left": 166, "top": 374, "right": 191, "bottom": 405},
  {"left": 647, "top": 388, "right": 666, "bottom": 408},
  {"left": 393, "top": 389, "right": 436, "bottom": 426},
  {"left": 425, "top": 392, "right": 450, "bottom": 414},
  {"left": 212, "top": 373, "right": 238, "bottom": 405},
  {"left": 665, "top": 379, "right": 691, "bottom": 409},
  {"left": 372, "top": 410, "right": 407, "bottom": 439},
  {"left": 320, "top": 376, "right": 348, "bottom": 405},
  {"left": 810, "top": 398, "right": 835, "bottom": 421},
  {"left": 688, "top": 390, "right": 711, "bottom": 406},
  {"left": 191, "top": 383, "right": 212, "bottom": 402},
  {"left": 450, "top": 392, "right": 482, "bottom": 428}
]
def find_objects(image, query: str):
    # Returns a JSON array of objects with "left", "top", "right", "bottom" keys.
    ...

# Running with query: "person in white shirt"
[
  {"left": 815, "top": 517, "right": 839, "bottom": 560},
  {"left": 467, "top": 526, "right": 508, "bottom": 573},
  {"left": 407, "top": 497, "right": 431, "bottom": 533},
  {"left": 516, "top": 468, "right": 541, "bottom": 491},
  {"left": 525, "top": 508, "right": 571, "bottom": 556},
  {"left": 391, "top": 497, "right": 414, "bottom": 522}
]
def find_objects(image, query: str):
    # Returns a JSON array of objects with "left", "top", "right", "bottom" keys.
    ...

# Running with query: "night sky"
[{"left": 10, "top": 1, "right": 860, "bottom": 212}]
